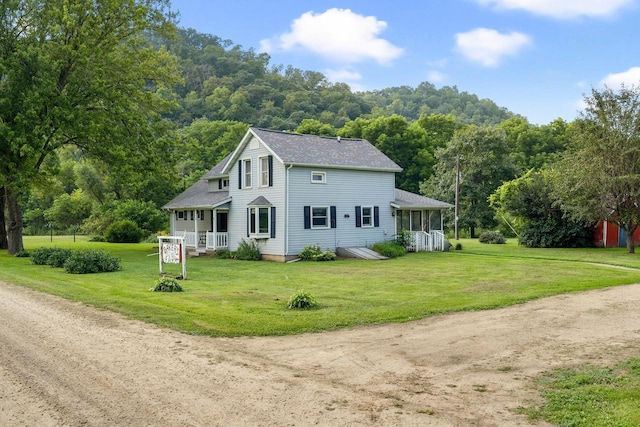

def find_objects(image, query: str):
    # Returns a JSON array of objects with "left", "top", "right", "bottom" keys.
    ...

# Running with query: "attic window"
[
  {"left": 311, "top": 171, "right": 326, "bottom": 184},
  {"left": 250, "top": 138, "right": 259, "bottom": 150}
]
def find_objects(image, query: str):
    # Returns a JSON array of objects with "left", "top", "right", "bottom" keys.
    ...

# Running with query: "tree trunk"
[
  {"left": 5, "top": 186, "right": 24, "bottom": 255},
  {"left": 470, "top": 225, "right": 477, "bottom": 239},
  {"left": 0, "top": 187, "right": 7, "bottom": 250},
  {"left": 625, "top": 228, "right": 636, "bottom": 254}
]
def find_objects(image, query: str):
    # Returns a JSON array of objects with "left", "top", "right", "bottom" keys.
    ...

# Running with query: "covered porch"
[
  {"left": 392, "top": 189, "right": 453, "bottom": 252},
  {"left": 170, "top": 207, "right": 229, "bottom": 252}
]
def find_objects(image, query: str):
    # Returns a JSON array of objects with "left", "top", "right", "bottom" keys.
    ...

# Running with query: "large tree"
[
  {"left": 555, "top": 85, "right": 640, "bottom": 253},
  {"left": 0, "top": 0, "right": 180, "bottom": 254},
  {"left": 423, "top": 125, "right": 518, "bottom": 237}
]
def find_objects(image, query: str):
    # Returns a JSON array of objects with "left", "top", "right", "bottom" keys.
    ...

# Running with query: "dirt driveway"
[{"left": 1, "top": 280, "right": 639, "bottom": 426}]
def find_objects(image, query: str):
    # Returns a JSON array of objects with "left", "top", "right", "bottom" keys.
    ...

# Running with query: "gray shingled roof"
[
  {"left": 248, "top": 196, "right": 272, "bottom": 206},
  {"left": 247, "top": 128, "right": 402, "bottom": 171},
  {"left": 162, "top": 179, "right": 230, "bottom": 209},
  {"left": 393, "top": 188, "right": 453, "bottom": 209},
  {"left": 202, "top": 153, "right": 232, "bottom": 180}
]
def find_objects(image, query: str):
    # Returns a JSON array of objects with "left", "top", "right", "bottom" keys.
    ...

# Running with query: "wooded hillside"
[{"left": 159, "top": 28, "right": 514, "bottom": 129}]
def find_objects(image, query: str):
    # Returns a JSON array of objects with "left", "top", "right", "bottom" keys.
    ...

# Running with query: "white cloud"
[
  {"left": 427, "top": 70, "right": 447, "bottom": 83},
  {"left": 600, "top": 67, "right": 640, "bottom": 88},
  {"left": 476, "top": 0, "right": 634, "bottom": 19},
  {"left": 325, "top": 68, "right": 362, "bottom": 82},
  {"left": 455, "top": 28, "right": 532, "bottom": 67},
  {"left": 260, "top": 8, "right": 404, "bottom": 64}
]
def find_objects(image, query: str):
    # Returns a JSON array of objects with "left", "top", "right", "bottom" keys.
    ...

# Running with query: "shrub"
[
  {"left": 372, "top": 241, "right": 406, "bottom": 258},
  {"left": 30, "top": 247, "right": 54, "bottom": 265},
  {"left": 235, "top": 239, "right": 261, "bottom": 260},
  {"left": 299, "top": 244, "right": 336, "bottom": 261},
  {"left": 104, "top": 219, "right": 143, "bottom": 243},
  {"left": 14, "top": 250, "right": 30, "bottom": 258},
  {"left": 150, "top": 277, "right": 183, "bottom": 292},
  {"left": 215, "top": 249, "right": 232, "bottom": 259},
  {"left": 63, "top": 250, "right": 121, "bottom": 274},
  {"left": 299, "top": 244, "right": 321, "bottom": 260},
  {"left": 286, "top": 289, "right": 317, "bottom": 310},
  {"left": 30, "top": 247, "right": 73, "bottom": 267},
  {"left": 454, "top": 243, "right": 463, "bottom": 250},
  {"left": 89, "top": 235, "right": 106, "bottom": 242},
  {"left": 394, "top": 230, "right": 413, "bottom": 248},
  {"left": 479, "top": 230, "right": 506, "bottom": 244}
]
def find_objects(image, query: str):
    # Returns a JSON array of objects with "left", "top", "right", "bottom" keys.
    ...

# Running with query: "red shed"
[{"left": 594, "top": 220, "right": 640, "bottom": 248}]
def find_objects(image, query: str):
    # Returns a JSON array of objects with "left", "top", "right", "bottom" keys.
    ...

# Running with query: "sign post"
[{"left": 158, "top": 236, "right": 187, "bottom": 279}]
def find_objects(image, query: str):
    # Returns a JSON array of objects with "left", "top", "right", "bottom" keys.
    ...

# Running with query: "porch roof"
[
  {"left": 391, "top": 188, "right": 453, "bottom": 210},
  {"left": 162, "top": 179, "right": 230, "bottom": 210}
]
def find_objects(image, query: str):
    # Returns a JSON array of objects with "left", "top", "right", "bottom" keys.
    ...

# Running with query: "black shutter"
[
  {"left": 238, "top": 160, "right": 242, "bottom": 189},
  {"left": 246, "top": 208, "right": 250, "bottom": 237},
  {"left": 304, "top": 206, "right": 311, "bottom": 229},
  {"left": 374, "top": 206, "right": 380, "bottom": 227},
  {"left": 268, "top": 155, "right": 273, "bottom": 187},
  {"left": 218, "top": 179, "right": 222, "bottom": 190},
  {"left": 355, "top": 206, "right": 362, "bottom": 228},
  {"left": 270, "top": 206, "right": 276, "bottom": 238},
  {"left": 330, "top": 206, "right": 337, "bottom": 229}
]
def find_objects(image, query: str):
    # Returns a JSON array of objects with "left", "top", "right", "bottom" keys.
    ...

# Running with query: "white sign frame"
[{"left": 158, "top": 236, "right": 187, "bottom": 279}]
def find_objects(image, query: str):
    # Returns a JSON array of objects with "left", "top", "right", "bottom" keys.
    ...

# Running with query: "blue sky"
[{"left": 169, "top": 0, "right": 640, "bottom": 125}]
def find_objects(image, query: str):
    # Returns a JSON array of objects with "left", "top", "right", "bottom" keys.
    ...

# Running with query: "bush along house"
[{"left": 163, "top": 127, "right": 453, "bottom": 261}]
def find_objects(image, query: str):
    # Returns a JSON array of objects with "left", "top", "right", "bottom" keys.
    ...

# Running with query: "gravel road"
[{"left": 1, "top": 280, "right": 639, "bottom": 426}]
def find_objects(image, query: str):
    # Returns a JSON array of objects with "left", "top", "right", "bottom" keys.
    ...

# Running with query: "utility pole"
[{"left": 455, "top": 155, "right": 460, "bottom": 240}]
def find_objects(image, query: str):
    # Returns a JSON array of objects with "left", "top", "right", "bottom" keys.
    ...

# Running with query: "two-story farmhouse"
[{"left": 163, "top": 127, "right": 452, "bottom": 261}]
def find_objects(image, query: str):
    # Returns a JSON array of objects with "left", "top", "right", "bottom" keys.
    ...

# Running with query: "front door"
[{"left": 216, "top": 211, "right": 228, "bottom": 232}]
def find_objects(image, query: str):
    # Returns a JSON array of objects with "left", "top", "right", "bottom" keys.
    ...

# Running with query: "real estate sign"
[{"left": 158, "top": 236, "right": 187, "bottom": 279}]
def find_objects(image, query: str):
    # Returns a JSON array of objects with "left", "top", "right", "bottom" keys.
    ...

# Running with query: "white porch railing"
[
  {"left": 409, "top": 231, "right": 446, "bottom": 252},
  {"left": 206, "top": 232, "right": 228, "bottom": 249},
  {"left": 179, "top": 231, "right": 228, "bottom": 250}
]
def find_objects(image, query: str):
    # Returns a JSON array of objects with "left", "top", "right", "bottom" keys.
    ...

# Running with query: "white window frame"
[
  {"left": 249, "top": 206, "right": 270, "bottom": 237},
  {"left": 242, "top": 158, "right": 252, "bottom": 189},
  {"left": 221, "top": 179, "right": 229, "bottom": 189},
  {"left": 311, "top": 171, "right": 326, "bottom": 184},
  {"left": 311, "top": 206, "right": 329, "bottom": 229},
  {"left": 259, "top": 156, "right": 270, "bottom": 187},
  {"left": 361, "top": 206, "right": 373, "bottom": 228}
]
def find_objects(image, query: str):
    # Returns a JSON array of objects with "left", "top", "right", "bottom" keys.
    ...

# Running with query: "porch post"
[
  {"left": 194, "top": 210, "right": 199, "bottom": 248},
  {"left": 171, "top": 210, "right": 176, "bottom": 235},
  {"left": 212, "top": 208, "right": 217, "bottom": 249}
]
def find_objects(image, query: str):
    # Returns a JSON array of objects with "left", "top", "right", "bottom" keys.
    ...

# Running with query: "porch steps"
[{"left": 336, "top": 247, "right": 388, "bottom": 260}]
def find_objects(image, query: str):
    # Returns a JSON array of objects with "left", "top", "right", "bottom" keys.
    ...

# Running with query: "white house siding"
[
  {"left": 286, "top": 167, "right": 396, "bottom": 255},
  {"left": 227, "top": 139, "right": 286, "bottom": 256}
]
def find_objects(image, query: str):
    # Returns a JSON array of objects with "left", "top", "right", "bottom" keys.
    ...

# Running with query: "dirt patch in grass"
[{"left": 1, "top": 281, "right": 639, "bottom": 426}]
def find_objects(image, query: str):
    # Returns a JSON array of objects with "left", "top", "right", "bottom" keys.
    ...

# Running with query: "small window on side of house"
[
  {"left": 311, "top": 171, "right": 326, "bottom": 184},
  {"left": 361, "top": 206, "right": 373, "bottom": 227}
]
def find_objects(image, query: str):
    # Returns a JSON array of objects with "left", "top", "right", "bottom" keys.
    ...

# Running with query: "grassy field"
[
  {"left": 521, "top": 359, "right": 640, "bottom": 426},
  {"left": 2, "top": 236, "right": 640, "bottom": 337}
]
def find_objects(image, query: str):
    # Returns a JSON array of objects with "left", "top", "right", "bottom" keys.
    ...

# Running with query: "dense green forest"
[
  {"left": 3, "top": 14, "right": 593, "bottom": 249},
  {"left": 13, "top": 26, "right": 568, "bottom": 238},
  {"left": 157, "top": 29, "right": 514, "bottom": 129}
]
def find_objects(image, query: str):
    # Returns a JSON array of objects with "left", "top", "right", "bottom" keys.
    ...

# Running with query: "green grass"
[
  {"left": 520, "top": 359, "right": 640, "bottom": 426},
  {"left": 1, "top": 237, "right": 640, "bottom": 337}
]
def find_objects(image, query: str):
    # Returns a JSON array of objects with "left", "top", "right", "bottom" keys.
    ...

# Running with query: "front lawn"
[{"left": 1, "top": 237, "right": 640, "bottom": 336}]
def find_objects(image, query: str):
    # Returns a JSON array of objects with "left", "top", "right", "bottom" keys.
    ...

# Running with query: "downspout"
[{"left": 285, "top": 164, "right": 293, "bottom": 257}]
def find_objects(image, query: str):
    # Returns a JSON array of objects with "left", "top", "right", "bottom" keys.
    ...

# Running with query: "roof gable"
[{"left": 222, "top": 127, "right": 402, "bottom": 173}]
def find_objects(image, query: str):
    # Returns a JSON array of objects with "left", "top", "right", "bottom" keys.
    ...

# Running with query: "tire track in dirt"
[{"left": 1, "top": 280, "right": 639, "bottom": 426}]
